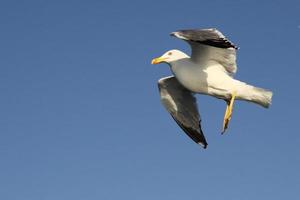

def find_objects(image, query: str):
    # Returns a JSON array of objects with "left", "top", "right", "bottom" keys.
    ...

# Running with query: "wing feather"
[
  {"left": 171, "top": 28, "right": 238, "bottom": 75},
  {"left": 158, "top": 76, "right": 208, "bottom": 148}
]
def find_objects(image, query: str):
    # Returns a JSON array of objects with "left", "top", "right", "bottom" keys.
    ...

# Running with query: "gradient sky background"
[{"left": 1, "top": 0, "right": 300, "bottom": 199}]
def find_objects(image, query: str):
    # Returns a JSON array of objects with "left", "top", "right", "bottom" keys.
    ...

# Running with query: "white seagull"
[{"left": 152, "top": 28, "right": 272, "bottom": 148}]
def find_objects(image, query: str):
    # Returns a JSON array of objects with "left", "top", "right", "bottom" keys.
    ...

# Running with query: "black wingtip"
[
  {"left": 170, "top": 29, "right": 239, "bottom": 49},
  {"left": 170, "top": 32, "right": 178, "bottom": 37},
  {"left": 198, "top": 142, "right": 208, "bottom": 149}
]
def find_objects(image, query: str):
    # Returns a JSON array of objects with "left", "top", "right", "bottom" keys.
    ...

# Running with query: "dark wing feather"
[
  {"left": 158, "top": 76, "right": 208, "bottom": 148},
  {"left": 170, "top": 28, "right": 238, "bottom": 49},
  {"left": 170, "top": 28, "right": 238, "bottom": 75}
]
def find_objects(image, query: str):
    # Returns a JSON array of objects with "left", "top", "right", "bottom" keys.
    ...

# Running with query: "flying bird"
[{"left": 152, "top": 28, "right": 272, "bottom": 148}]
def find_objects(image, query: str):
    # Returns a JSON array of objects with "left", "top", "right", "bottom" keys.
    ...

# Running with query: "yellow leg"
[
  {"left": 222, "top": 103, "right": 230, "bottom": 133},
  {"left": 222, "top": 92, "right": 237, "bottom": 134}
]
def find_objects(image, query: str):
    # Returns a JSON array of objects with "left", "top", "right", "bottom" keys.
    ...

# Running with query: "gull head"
[{"left": 151, "top": 49, "right": 188, "bottom": 65}]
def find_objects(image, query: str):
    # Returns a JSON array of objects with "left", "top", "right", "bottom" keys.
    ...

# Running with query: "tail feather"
[
  {"left": 241, "top": 86, "right": 273, "bottom": 108},
  {"left": 234, "top": 80, "right": 272, "bottom": 108},
  {"left": 252, "top": 87, "right": 273, "bottom": 108}
]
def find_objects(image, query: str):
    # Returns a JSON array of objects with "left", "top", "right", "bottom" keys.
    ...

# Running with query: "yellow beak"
[{"left": 151, "top": 56, "right": 165, "bottom": 64}]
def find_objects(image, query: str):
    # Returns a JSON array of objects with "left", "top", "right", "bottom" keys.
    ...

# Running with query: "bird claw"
[{"left": 222, "top": 92, "right": 236, "bottom": 134}]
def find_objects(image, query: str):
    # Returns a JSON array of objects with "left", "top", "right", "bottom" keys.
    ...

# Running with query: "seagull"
[{"left": 152, "top": 28, "right": 272, "bottom": 148}]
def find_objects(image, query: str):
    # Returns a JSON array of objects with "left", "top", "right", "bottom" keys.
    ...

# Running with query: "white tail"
[
  {"left": 251, "top": 87, "right": 273, "bottom": 108},
  {"left": 240, "top": 85, "right": 273, "bottom": 108}
]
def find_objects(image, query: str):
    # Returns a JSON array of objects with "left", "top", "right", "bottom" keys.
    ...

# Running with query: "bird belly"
[
  {"left": 171, "top": 65, "right": 208, "bottom": 93},
  {"left": 170, "top": 60, "right": 272, "bottom": 106},
  {"left": 171, "top": 62, "right": 234, "bottom": 99}
]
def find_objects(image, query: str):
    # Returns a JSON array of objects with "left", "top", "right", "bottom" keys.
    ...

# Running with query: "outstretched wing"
[
  {"left": 170, "top": 28, "right": 238, "bottom": 75},
  {"left": 158, "top": 76, "right": 208, "bottom": 148}
]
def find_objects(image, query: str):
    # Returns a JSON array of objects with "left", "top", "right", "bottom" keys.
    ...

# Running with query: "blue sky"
[{"left": 0, "top": 0, "right": 300, "bottom": 199}]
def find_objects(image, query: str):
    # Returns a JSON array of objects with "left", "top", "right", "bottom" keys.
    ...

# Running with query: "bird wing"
[
  {"left": 171, "top": 28, "right": 238, "bottom": 75},
  {"left": 158, "top": 76, "right": 208, "bottom": 148}
]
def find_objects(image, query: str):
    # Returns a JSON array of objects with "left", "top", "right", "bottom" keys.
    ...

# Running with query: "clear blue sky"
[{"left": 1, "top": 0, "right": 299, "bottom": 199}]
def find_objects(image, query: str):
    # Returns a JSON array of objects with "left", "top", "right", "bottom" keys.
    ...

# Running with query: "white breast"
[
  {"left": 170, "top": 59, "right": 208, "bottom": 93},
  {"left": 170, "top": 59, "right": 235, "bottom": 97}
]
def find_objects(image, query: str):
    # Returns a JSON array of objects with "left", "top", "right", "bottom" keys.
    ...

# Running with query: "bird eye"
[{"left": 168, "top": 52, "right": 172, "bottom": 56}]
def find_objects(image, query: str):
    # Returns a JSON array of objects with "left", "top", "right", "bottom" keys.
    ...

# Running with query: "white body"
[{"left": 170, "top": 58, "right": 272, "bottom": 107}]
